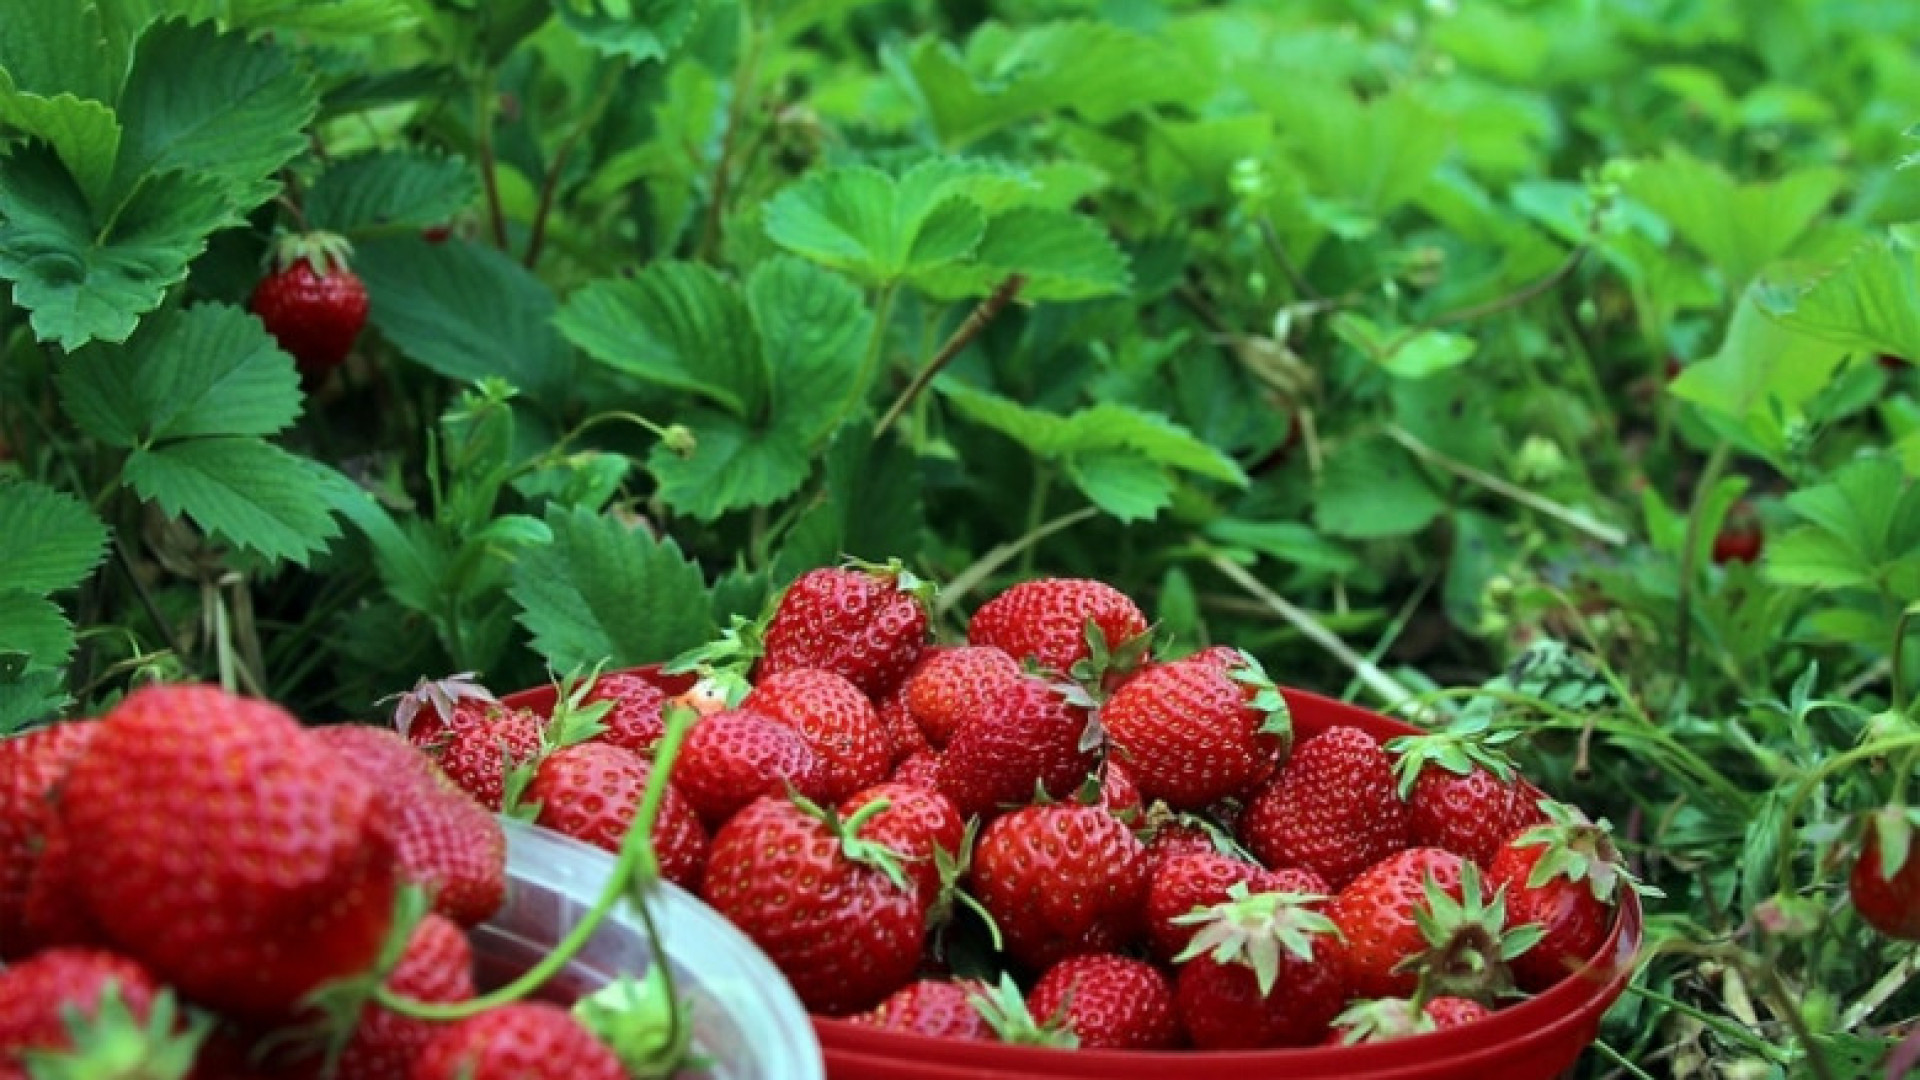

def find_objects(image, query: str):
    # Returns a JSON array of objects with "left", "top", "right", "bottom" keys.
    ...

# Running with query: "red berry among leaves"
[
  {"left": 968, "top": 577, "right": 1150, "bottom": 676},
  {"left": 1851, "top": 807, "right": 1920, "bottom": 942},
  {"left": 758, "top": 563, "right": 934, "bottom": 699},
  {"left": 972, "top": 802, "right": 1150, "bottom": 971},
  {"left": 1240, "top": 725, "right": 1411, "bottom": 890},
  {"left": 1025, "top": 954, "right": 1180, "bottom": 1050},
  {"left": 248, "top": 232, "right": 369, "bottom": 390}
]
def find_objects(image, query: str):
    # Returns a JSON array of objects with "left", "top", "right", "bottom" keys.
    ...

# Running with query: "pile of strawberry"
[
  {"left": 437, "top": 564, "right": 1651, "bottom": 1053},
  {"left": 0, "top": 685, "right": 689, "bottom": 1080}
]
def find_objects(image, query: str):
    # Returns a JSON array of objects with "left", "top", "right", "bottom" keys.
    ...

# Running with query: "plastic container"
[
  {"left": 502, "top": 670, "right": 1642, "bottom": 1080},
  {"left": 479, "top": 814, "right": 824, "bottom": 1080}
]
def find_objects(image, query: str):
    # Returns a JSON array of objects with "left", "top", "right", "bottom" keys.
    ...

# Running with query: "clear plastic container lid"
[{"left": 474, "top": 815, "right": 824, "bottom": 1080}]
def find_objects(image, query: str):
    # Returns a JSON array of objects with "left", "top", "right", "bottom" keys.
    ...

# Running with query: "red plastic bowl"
[{"left": 503, "top": 671, "right": 1643, "bottom": 1080}]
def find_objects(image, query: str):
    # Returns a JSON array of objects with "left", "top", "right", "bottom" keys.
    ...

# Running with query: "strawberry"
[
  {"left": 935, "top": 676, "right": 1098, "bottom": 820},
  {"left": 902, "top": 646, "right": 1023, "bottom": 748},
  {"left": 1100, "top": 650, "right": 1290, "bottom": 810},
  {"left": 0, "top": 722, "right": 100, "bottom": 958},
  {"left": 673, "top": 709, "right": 830, "bottom": 829},
  {"left": 248, "top": 232, "right": 369, "bottom": 389},
  {"left": 1711, "top": 503, "right": 1765, "bottom": 565},
  {"left": 580, "top": 673, "right": 670, "bottom": 756},
  {"left": 310, "top": 725, "right": 507, "bottom": 927},
  {"left": 758, "top": 563, "right": 934, "bottom": 699},
  {"left": 1328, "top": 847, "right": 1492, "bottom": 1002},
  {"left": 1851, "top": 807, "right": 1920, "bottom": 941},
  {"left": 384, "top": 673, "right": 501, "bottom": 754},
  {"left": 411, "top": 1003, "right": 625, "bottom": 1080},
  {"left": 890, "top": 750, "right": 944, "bottom": 790},
  {"left": 337, "top": 913, "right": 475, "bottom": 1080},
  {"left": 437, "top": 707, "right": 546, "bottom": 812},
  {"left": 852, "top": 979, "right": 993, "bottom": 1040},
  {"left": 1489, "top": 802, "right": 1646, "bottom": 990},
  {"left": 1025, "top": 954, "right": 1179, "bottom": 1050},
  {"left": 59, "top": 685, "right": 399, "bottom": 1022},
  {"left": 875, "top": 682, "right": 930, "bottom": 763},
  {"left": 742, "top": 669, "right": 891, "bottom": 802},
  {"left": 1239, "top": 725, "right": 1410, "bottom": 890},
  {"left": 1099, "top": 759, "right": 1142, "bottom": 815},
  {"left": 968, "top": 578, "right": 1149, "bottom": 675},
  {"left": 1169, "top": 884, "right": 1347, "bottom": 1049},
  {"left": 1326, "top": 995, "right": 1492, "bottom": 1045},
  {"left": 525, "top": 742, "right": 709, "bottom": 892},
  {"left": 1146, "top": 852, "right": 1326, "bottom": 963},
  {"left": 701, "top": 794, "right": 926, "bottom": 1015},
  {"left": 840, "top": 782, "right": 968, "bottom": 906},
  {"left": 18, "top": 814, "right": 104, "bottom": 956},
  {"left": 1387, "top": 724, "right": 1542, "bottom": 868},
  {"left": 972, "top": 802, "right": 1150, "bottom": 971},
  {"left": 1141, "top": 812, "right": 1236, "bottom": 872},
  {"left": 0, "top": 949, "right": 177, "bottom": 1074}
]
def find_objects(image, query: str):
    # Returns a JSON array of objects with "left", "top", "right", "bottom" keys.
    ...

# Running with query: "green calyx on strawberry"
[
  {"left": 1850, "top": 804, "right": 1920, "bottom": 941},
  {"left": 963, "top": 975, "right": 1078, "bottom": 1049},
  {"left": 499, "top": 664, "right": 622, "bottom": 820},
  {"left": 571, "top": 967, "right": 701, "bottom": 1080},
  {"left": 795, "top": 793, "right": 916, "bottom": 895},
  {"left": 1385, "top": 715, "right": 1523, "bottom": 795},
  {"left": 842, "top": 555, "right": 940, "bottom": 610},
  {"left": 1067, "top": 618, "right": 1157, "bottom": 693},
  {"left": 1226, "top": 650, "right": 1295, "bottom": 757},
  {"left": 1511, "top": 800, "right": 1658, "bottom": 904},
  {"left": 1170, "top": 881, "right": 1342, "bottom": 996},
  {"left": 17, "top": 985, "right": 209, "bottom": 1080},
  {"left": 1394, "top": 862, "right": 1542, "bottom": 1005},
  {"left": 660, "top": 614, "right": 766, "bottom": 707},
  {"left": 925, "top": 817, "right": 1005, "bottom": 955},
  {"left": 381, "top": 671, "right": 499, "bottom": 742}
]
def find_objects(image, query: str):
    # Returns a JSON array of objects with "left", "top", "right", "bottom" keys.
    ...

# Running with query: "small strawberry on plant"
[
  {"left": 248, "top": 231, "right": 370, "bottom": 390},
  {"left": 1848, "top": 805, "right": 1920, "bottom": 941},
  {"left": 1711, "top": 502, "right": 1765, "bottom": 565}
]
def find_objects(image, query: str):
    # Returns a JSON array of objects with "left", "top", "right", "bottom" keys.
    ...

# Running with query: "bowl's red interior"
[{"left": 501, "top": 668, "right": 1643, "bottom": 1078}]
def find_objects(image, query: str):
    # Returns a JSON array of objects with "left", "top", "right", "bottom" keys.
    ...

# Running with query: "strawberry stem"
[{"left": 376, "top": 703, "right": 701, "bottom": 1021}]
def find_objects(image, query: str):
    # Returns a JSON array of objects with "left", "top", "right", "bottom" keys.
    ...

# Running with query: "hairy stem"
[
  {"left": 876, "top": 275, "right": 1026, "bottom": 439},
  {"left": 1385, "top": 424, "right": 1627, "bottom": 546}
]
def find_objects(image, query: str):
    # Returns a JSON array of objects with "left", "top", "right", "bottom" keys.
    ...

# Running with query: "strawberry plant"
[{"left": 6, "top": 0, "right": 1920, "bottom": 1075}]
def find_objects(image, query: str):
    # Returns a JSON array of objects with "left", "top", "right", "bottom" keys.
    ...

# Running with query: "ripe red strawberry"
[
  {"left": 972, "top": 802, "right": 1150, "bottom": 971},
  {"left": 526, "top": 742, "right": 708, "bottom": 892},
  {"left": 1712, "top": 504, "right": 1765, "bottom": 565},
  {"left": 673, "top": 709, "right": 830, "bottom": 829},
  {"left": 1325, "top": 995, "right": 1491, "bottom": 1045},
  {"left": 742, "top": 669, "right": 891, "bottom": 802},
  {"left": 248, "top": 232, "right": 369, "bottom": 389},
  {"left": 1026, "top": 954, "right": 1179, "bottom": 1050},
  {"left": 18, "top": 813, "right": 104, "bottom": 955},
  {"left": 337, "top": 914, "right": 475, "bottom": 1080},
  {"left": 902, "top": 646, "right": 1023, "bottom": 748},
  {"left": 968, "top": 577, "right": 1150, "bottom": 676},
  {"left": 874, "top": 683, "right": 930, "bottom": 763},
  {"left": 701, "top": 794, "right": 926, "bottom": 1015},
  {"left": 852, "top": 979, "right": 993, "bottom": 1040},
  {"left": 1328, "top": 847, "right": 1475, "bottom": 1001},
  {"left": 936, "top": 676, "right": 1098, "bottom": 820},
  {"left": 581, "top": 673, "right": 669, "bottom": 756},
  {"left": 1101, "top": 650, "right": 1290, "bottom": 810},
  {"left": 1147, "top": 852, "right": 1326, "bottom": 963},
  {"left": 890, "top": 750, "right": 943, "bottom": 790},
  {"left": 1852, "top": 807, "right": 1920, "bottom": 941},
  {"left": 1098, "top": 759, "right": 1142, "bottom": 815},
  {"left": 384, "top": 673, "right": 501, "bottom": 754},
  {"left": 1388, "top": 727, "right": 1542, "bottom": 868},
  {"left": 438, "top": 707, "right": 546, "bottom": 812},
  {"left": 0, "top": 949, "right": 169, "bottom": 1071},
  {"left": 1240, "top": 725, "right": 1410, "bottom": 890},
  {"left": 59, "top": 684, "right": 398, "bottom": 1021},
  {"left": 411, "top": 1003, "right": 625, "bottom": 1080},
  {"left": 1170, "top": 885, "right": 1347, "bottom": 1049},
  {"left": 758, "top": 563, "right": 934, "bottom": 699},
  {"left": 310, "top": 725, "right": 507, "bottom": 926},
  {"left": 841, "top": 782, "right": 968, "bottom": 906},
  {"left": 0, "top": 723, "right": 100, "bottom": 958},
  {"left": 1142, "top": 814, "right": 1230, "bottom": 872},
  {"left": 1488, "top": 802, "right": 1643, "bottom": 990}
]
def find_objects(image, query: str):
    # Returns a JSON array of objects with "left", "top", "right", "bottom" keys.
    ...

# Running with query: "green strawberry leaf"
[
  {"left": 0, "top": 480, "right": 109, "bottom": 596},
  {"left": 56, "top": 303, "right": 303, "bottom": 447},
  {"left": 108, "top": 19, "right": 316, "bottom": 212},
  {"left": 749, "top": 255, "right": 874, "bottom": 443},
  {"left": 0, "top": 82, "right": 123, "bottom": 206},
  {"left": 1332, "top": 312, "right": 1478, "bottom": 379},
  {"left": 0, "top": 2, "right": 131, "bottom": 105},
  {"left": 304, "top": 149, "right": 479, "bottom": 234},
  {"left": 912, "top": 208, "right": 1131, "bottom": 301},
  {"left": 556, "top": 260, "right": 767, "bottom": 419},
  {"left": 121, "top": 438, "right": 348, "bottom": 566},
  {"left": 1751, "top": 236, "right": 1920, "bottom": 363},
  {"left": 509, "top": 504, "right": 717, "bottom": 674},
  {"left": 355, "top": 236, "right": 578, "bottom": 407},
  {"left": 0, "top": 591, "right": 78, "bottom": 675},
  {"left": 763, "top": 161, "right": 985, "bottom": 287},
  {"left": 1623, "top": 150, "right": 1840, "bottom": 291},
  {"left": 0, "top": 669, "right": 70, "bottom": 736},
  {"left": 556, "top": 0, "right": 702, "bottom": 63},
  {"left": 0, "top": 144, "right": 230, "bottom": 350},
  {"left": 646, "top": 410, "right": 812, "bottom": 522},
  {"left": 1314, "top": 436, "right": 1447, "bottom": 539}
]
